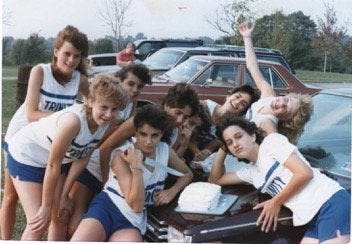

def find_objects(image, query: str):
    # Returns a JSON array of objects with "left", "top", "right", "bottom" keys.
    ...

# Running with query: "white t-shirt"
[
  {"left": 204, "top": 99, "right": 218, "bottom": 137},
  {"left": 204, "top": 99, "right": 218, "bottom": 117},
  {"left": 236, "top": 133, "right": 342, "bottom": 226},
  {"left": 245, "top": 97, "right": 278, "bottom": 127}
]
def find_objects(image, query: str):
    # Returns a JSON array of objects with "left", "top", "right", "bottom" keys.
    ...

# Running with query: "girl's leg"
[
  {"left": 47, "top": 174, "right": 67, "bottom": 241},
  {"left": 67, "top": 182, "right": 95, "bottom": 238},
  {"left": 300, "top": 237, "right": 319, "bottom": 244},
  {"left": 11, "top": 177, "right": 44, "bottom": 240},
  {"left": 321, "top": 230, "right": 350, "bottom": 244},
  {"left": 108, "top": 228, "right": 143, "bottom": 242},
  {"left": 0, "top": 168, "right": 19, "bottom": 240},
  {"left": 70, "top": 218, "right": 106, "bottom": 241}
]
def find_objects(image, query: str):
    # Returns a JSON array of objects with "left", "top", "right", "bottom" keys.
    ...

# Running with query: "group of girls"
[
  {"left": 0, "top": 24, "right": 199, "bottom": 241},
  {"left": 207, "top": 22, "right": 350, "bottom": 244},
  {"left": 1, "top": 22, "right": 349, "bottom": 243}
]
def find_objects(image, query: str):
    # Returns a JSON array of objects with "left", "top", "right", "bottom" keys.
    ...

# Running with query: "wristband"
[{"left": 131, "top": 167, "right": 143, "bottom": 172}]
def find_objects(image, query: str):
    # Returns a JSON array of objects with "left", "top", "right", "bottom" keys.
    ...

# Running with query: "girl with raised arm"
[{"left": 239, "top": 22, "right": 313, "bottom": 144}]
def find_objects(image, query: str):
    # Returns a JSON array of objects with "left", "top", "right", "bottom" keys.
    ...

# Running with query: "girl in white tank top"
[
  {"left": 7, "top": 75, "right": 128, "bottom": 241},
  {"left": 71, "top": 104, "right": 193, "bottom": 242},
  {"left": 1, "top": 25, "right": 90, "bottom": 241}
]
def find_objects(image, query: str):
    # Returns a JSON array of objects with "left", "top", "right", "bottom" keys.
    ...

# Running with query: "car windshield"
[
  {"left": 159, "top": 58, "right": 208, "bottom": 83},
  {"left": 143, "top": 50, "right": 185, "bottom": 69},
  {"left": 297, "top": 93, "right": 351, "bottom": 187}
]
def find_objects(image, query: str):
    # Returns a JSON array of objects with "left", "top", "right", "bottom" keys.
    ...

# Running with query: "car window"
[
  {"left": 193, "top": 64, "right": 240, "bottom": 87},
  {"left": 143, "top": 50, "right": 184, "bottom": 69},
  {"left": 137, "top": 42, "right": 152, "bottom": 57},
  {"left": 258, "top": 54, "right": 292, "bottom": 73},
  {"left": 163, "top": 59, "right": 207, "bottom": 83},
  {"left": 238, "top": 52, "right": 293, "bottom": 73},
  {"left": 151, "top": 42, "right": 165, "bottom": 51},
  {"left": 297, "top": 93, "right": 351, "bottom": 187},
  {"left": 244, "top": 67, "right": 286, "bottom": 88},
  {"left": 89, "top": 56, "right": 116, "bottom": 66}
]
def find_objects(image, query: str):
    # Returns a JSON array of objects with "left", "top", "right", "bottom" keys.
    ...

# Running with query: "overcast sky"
[{"left": 2, "top": 0, "right": 351, "bottom": 40}]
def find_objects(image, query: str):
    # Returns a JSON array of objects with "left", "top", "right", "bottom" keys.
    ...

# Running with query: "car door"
[{"left": 190, "top": 62, "right": 241, "bottom": 104}]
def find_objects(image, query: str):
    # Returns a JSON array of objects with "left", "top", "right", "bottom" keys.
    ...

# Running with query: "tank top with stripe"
[{"left": 5, "top": 63, "right": 80, "bottom": 142}]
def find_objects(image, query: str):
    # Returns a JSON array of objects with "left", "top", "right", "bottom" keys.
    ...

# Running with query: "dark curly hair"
[
  {"left": 115, "top": 63, "right": 152, "bottom": 86},
  {"left": 230, "top": 85, "right": 260, "bottom": 115},
  {"left": 216, "top": 113, "right": 266, "bottom": 161},
  {"left": 162, "top": 82, "right": 200, "bottom": 116},
  {"left": 134, "top": 104, "right": 173, "bottom": 144}
]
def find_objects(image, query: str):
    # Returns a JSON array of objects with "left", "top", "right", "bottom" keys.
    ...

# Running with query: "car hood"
[{"left": 147, "top": 180, "right": 304, "bottom": 243}]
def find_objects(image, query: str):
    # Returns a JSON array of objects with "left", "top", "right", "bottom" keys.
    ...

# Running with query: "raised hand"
[{"left": 239, "top": 22, "right": 254, "bottom": 38}]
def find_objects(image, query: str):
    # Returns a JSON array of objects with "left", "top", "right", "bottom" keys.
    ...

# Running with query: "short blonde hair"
[
  {"left": 278, "top": 93, "right": 313, "bottom": 144},
  {"left": 85, "top": 74, "right": 129, "bottom": 117}
]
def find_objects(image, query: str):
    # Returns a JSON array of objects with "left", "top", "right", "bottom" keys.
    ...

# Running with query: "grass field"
[
  {"left": 1, "top": 65, "right": 352, "bottom": 240},
  {"left": 296, "top": 69, "right": 352, "bottom": 82},
  {"left": 2, "top": 66, "right": 18, "bottom": 78},
  {"left": 2, "top": 77, "right": 18, "bottom": 133}
]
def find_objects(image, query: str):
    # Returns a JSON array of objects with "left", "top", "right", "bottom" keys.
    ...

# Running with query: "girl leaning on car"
[
  {"left": 239, "top": 22, "right": 313, "bottom": 144},
  {"left": 209, "top": 114, "right": 350, "bottom": 243}
]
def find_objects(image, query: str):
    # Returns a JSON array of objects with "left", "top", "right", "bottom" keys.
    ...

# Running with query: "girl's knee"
[
  {"left": 22, "top": 226, "right": 45, "bottom": 241},
  {"left": 51, "top": 210, "right": 70, "bottom": 225}
]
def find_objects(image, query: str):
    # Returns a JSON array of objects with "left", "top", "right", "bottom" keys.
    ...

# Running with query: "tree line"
[{"left": 2, "top": 10, "right": 351, "bottom": 73}]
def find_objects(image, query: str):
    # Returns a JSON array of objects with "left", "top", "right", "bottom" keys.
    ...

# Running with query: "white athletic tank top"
[
  {"left": 117, "top": 102, "right": 133, "bottom": 121},
  {"left": 5, "top": 63, "right": 80, "bottom": 142},
  {"left": 8, "top": 103, "right": 109, "bottom": 167},
  {"left": 104, "top": 141, "right": 169, "bottom": 234},
  {"left": 85, "top": 102, "right": 134, "bottom": 181},
  {"left": 169, "top": 127, "right": 179, "bottom": 147}
]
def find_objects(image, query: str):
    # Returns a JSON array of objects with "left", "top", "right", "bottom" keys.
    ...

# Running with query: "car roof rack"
[{"left": 202, "top": 44, "right": 282, "bottom": 54}]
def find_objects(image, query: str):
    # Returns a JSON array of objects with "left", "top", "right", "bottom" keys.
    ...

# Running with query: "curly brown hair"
[{"left": 51, "top": 25, "right": 89, "bottom": 84}]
